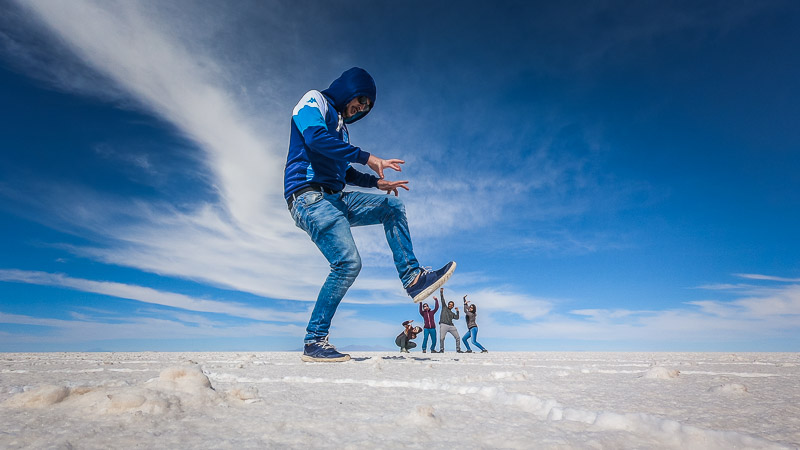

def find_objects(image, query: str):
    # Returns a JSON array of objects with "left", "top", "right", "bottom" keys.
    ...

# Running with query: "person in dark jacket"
[
  {"left": 286, "top": 68, "right": 456, "bottom": 362},
  {"left": 462, "top": 295, "right": 487, "bottom": 353},
  {"left": 396, "top": 320, "right": 422, "bottom": 353},
  {"left": 419, "top": 297, "right": 439, "bottom": 353},
  {"left": 435, "top": 288, "right": 462, "bottom": 353}
]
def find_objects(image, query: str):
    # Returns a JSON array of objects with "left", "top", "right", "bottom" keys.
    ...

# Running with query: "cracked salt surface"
[{"left": 1, "top": 352, "right": 798, "bottom": 449}]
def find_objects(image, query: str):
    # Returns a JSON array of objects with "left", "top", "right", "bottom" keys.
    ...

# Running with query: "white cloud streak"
[
  {"left": 735, "top": 273, "right": 800, "bottom": 283},
  {"left": 467, "top": 276, "right": 800, "bottom": 344},
  {"left": 14, "top": 0, "right": 294, "bottom": 229},
  {"left": 0, "top": 269, "right": 307, "bottom": 323},
  {"left": 0, "top": 311, "right": 304, "bottom": 344}
]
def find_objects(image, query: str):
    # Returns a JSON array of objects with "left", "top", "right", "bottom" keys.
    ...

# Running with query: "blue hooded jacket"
[{"left": 284, "top": 67, "right": 379, "bottom": 201}]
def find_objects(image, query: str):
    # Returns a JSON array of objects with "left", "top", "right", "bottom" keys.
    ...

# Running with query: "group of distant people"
[{"left": 396, "top": 288, "right": 487, "bottom": 354}]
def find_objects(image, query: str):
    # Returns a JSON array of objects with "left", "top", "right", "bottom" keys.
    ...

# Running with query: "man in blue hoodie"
[{"left": 285, "top": 67, "right": 456, "bottom": 362}]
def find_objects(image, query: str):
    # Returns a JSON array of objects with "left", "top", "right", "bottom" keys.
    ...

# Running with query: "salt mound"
[
  {"left": 641, "top": 367, "right": 680, "bottom": 379},
  {"left": 3, "top": 385, "right": 70, "bottom": 408},
  {"left": 405, "top": 405, "right": 442, "bottom": 427},
  {"left": 151, "top": 366, "right": 213, "bottom": 392},
  {"left": 708, "top": 383, "right": 749, "bottom": 394},
  {"left": 2, "top": 365, "right": 250, "bottom": 415}
]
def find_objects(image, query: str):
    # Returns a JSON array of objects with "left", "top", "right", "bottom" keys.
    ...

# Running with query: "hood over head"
[{"left": 321, "top": 67, "right": 376, "bottom": 124}]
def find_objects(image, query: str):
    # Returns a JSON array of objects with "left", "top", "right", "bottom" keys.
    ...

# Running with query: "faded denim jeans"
[
  {"left": 291, "top": 190, "right": 421, "bottom": 343},
  {"left": 462, "top": 326, "right": 486, "bottom": 352}
]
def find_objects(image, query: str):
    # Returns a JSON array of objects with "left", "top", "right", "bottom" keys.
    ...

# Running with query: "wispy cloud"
[
  {"left": 14, "top": 0, "right": 284, "bottom": 223},
  {"left": 477, "top": 275, "right": 800, "bottom": 345},
  {"left": 0, "top": 269, "right": 308, "bottom": 322},
  {"left": 0, "top": 311, "right": 304, "bottom": 344},
  {"left": 735, "top": 273, "right": 800, "bottom": 283}
]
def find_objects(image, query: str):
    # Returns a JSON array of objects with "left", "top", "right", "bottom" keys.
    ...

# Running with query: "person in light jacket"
[{"left": 462, "top": 295, "right": 487, "bottom": 353}]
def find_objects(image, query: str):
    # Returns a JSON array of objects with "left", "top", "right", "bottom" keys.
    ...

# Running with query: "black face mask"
[{"left": 343, "top": 110, "right": 366, "bottom": 124}]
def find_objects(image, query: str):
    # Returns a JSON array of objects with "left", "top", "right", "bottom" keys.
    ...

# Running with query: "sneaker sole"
[
  {"left": 412, "top": 261, "right": 457, "bottom": 303},
  {"left": 300, "top": 354, "right": 351, "bottom": 362}
]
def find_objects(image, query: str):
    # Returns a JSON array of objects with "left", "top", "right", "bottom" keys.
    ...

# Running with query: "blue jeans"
[
  {"left": 422, "top": 328, "right": 437, "bottom": 351},
  {"left": 462, "top": 327, "right": 486, "bottom": 351},
  {"left": 291, "top": 190, "right": 421, "bottom": 343}
]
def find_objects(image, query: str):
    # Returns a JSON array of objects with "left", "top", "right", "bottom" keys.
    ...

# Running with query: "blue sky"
[{"left": 1, "top": 0, "right": 799, "bottom": 352}]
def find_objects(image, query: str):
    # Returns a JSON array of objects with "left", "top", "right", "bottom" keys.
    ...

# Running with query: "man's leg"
[
  {"left": 342, "top": 191, "right": 419, "bottom": 287},
  {"left": 453, "top": 326, "right": 462, "bottom": 351},
  {"left": 342, "top": 191, "right": 456, "bottom": 303},
  {"left": 292, "top": 192, "right": 360, "bottom": 351},
  {"left": 439, "top": 325, "right": 446, "bottom": 351},
  {"left": 430, "top": 328, "right": 437, "bottom": 351}
]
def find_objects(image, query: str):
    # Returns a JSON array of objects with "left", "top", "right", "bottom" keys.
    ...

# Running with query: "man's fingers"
[{"left": 386, "top": 159, "right": 404, "bottom": 172}]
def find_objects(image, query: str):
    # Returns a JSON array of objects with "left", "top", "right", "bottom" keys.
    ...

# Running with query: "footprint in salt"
[{"left": 708, "top": 383, "right": 749, "bottom": 395}]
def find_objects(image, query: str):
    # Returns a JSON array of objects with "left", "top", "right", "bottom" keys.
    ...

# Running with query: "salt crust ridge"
[{"left": 3, "top": 365, "right": 259, "bottom": 414}]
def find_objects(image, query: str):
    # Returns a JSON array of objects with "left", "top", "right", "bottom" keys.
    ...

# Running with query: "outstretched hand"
[
  {"left": 377, "top": 178, "right": 410, "bottom": 196},
  {"left": 367, "top": 154, "right": 404, "bottom": 179}
]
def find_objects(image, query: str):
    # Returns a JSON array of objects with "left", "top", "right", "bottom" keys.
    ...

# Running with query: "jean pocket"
[
  {"left": 291, "top": 191, "right": 324, "bottom": 227},
  {"left": 298, "top": 191, "right": 323, "bottom": 208}
]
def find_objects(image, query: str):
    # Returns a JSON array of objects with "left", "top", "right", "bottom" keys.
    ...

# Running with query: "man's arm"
[
  {"left": 293, "top": 91, "right": 370, "bottom": 164},
  {"left": 301, "top": 126, "right": 370, "bottom": 163},
  {"left": 345, "top": 166, "right": 379, "bottom": 188},
  {"left": 432, "top": 297, "right": 439, "bottom": 313}
]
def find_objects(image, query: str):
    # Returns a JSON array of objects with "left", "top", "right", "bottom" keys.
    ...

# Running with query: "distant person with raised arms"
[
  {"left": 462, "top": 295, "right": 487, "bottom": 353},
  {"left": 285, "top": 67, "right": 456, "bottom": 362},
  {"left": 435, "top": 288, "right": 463, "bottom": 353},
  {"left": 419, "top": 296, "right": 439, "bottom": 353}
]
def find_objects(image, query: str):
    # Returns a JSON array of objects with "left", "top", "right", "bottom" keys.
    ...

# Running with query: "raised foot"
[{"left": 407, "top": 261, "right": 457, "bottom": 303}]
